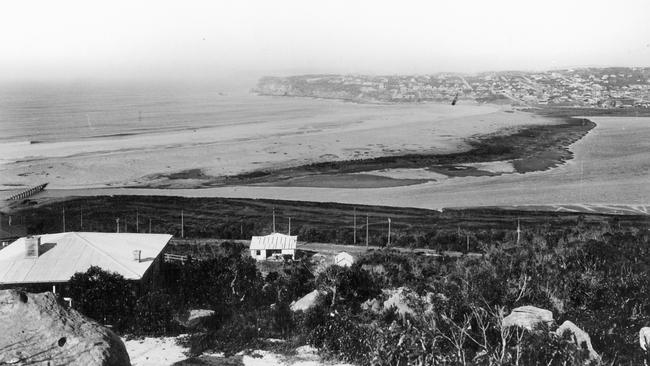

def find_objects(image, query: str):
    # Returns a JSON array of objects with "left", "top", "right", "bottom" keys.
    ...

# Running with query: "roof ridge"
[{"left": 70, "top": 232, "right": 141, "bottom": 279}]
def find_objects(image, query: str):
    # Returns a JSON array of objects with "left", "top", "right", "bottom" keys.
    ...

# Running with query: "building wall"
[
  {"left": 281, "top": 249, "right": 295, "bottom": 259},
  {"left": 251, "top": 249, "right": 267, "bottom": 260}
]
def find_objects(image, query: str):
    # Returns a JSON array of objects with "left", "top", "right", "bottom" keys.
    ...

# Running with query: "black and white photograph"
[{"left": 1, "top": 1, "right": 649, "bottom": 365}]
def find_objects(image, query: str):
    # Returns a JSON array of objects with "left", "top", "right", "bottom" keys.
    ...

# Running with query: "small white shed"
[
  {"left": 335, "top": 251, "right": 355, "bottom": 267},
  {"left": 250, "top": 233, "right": 297, "bottom": 261}
]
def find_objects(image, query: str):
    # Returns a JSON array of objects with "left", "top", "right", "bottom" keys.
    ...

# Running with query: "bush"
[{"left": 67, "top": 266, "right": 137, "bottom": 331}]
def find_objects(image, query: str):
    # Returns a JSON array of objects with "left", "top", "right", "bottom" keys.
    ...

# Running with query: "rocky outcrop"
[
  {"left": 502, "top": 305, "right": 554, "bottom": 331},
  {"left": 0, "top": 289, "right": 130, "bottom": 366},
  {"left": 556, "top": 320, "right": 600, "bottom": 362},
  {"left": 361, "top": 287, "right": 437, "bottom": 317},
  {"left": 361, "top": 298, "right": 382, "bottom": 313},
  {"left": 383, "top": 287, "right": 420, "bottom": 316},
  {"left": 174, "top": 309, "right": 215, "bottom": 329}
]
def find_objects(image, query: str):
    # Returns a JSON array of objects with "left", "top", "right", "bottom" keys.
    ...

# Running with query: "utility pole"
[
  {"left": 366, "top": 215, "right": 369, "bottom": 247},
  {"left": 272, "top": 207, "right": 276, "bottom": 233},
  {"left": 80, "top": 208, "right": 83, "bottom": 231},
  {"left": 516, "top": 219, "right": 521, "bottom": 245},
  {"left": 240, "top": 222, "right": 243, "bottom": 237},
  {"left": 288, "top": 217, "right": 291, "bottom": 235},
  {"left": 62, "top": 207, "right": 66, "bottom": 232},
  {"left": 466, "top": 234, "right": 470, "bottom": 252},
  {"left": 353, "top": 208, "right": 356, "bottom": 245},
  {"left": 124, "top": 217, "right": 127, "bottom": 232},
  {"left": 136, "top": 209, "right": 139, "bottom": 233},
  {"left": 116, "top": 218, "right": 120, "bottom": 233},
  {"left": 181, "top": 210, "right": 184, "bottom": 238},
  {"left": 149, "top": 218, "right": 152, "bottom": 233},
  {"left": 387, "top": 217, "right": 391, "bottom": 247}
]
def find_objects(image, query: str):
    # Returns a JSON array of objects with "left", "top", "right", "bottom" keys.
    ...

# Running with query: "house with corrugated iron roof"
[
  {"left": 0, "top": 232, "right": 172, "bottom": 293},
  {"left": 249, "top": 232, "right": 297, "bottom": 261}
]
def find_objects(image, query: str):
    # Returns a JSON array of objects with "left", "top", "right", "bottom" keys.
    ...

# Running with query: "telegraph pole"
[
  {"left": 353, "top": 208, "right": 356, "bottom": 245},
  {"left": 387, "top": 217, "right": 391, "bottom": 247},
  {"left": 366, "top": 215, "right": 369, "bottom": 247},
  {"left": 136, "top": 209, "right": 139, "bottom": 233},
  {"left": 62, "top": 207, "right": 66, "bottom": 232},
  {"left": 124, "top": 217, "right": 127, "bottom": 232},
  {"left": 116, "top": 218, "right": 120, "bottom": 233},
  {"left": 181, "top": 210, "right": 184, "bottom": 238},
  {"left": 149, "top": 218, "right": 152, "bottom": 233},
  {"left": 516, "top": 219, "right": 521, "bottom": 245},
  {"left": 288, "top": 217, "right": 291, "bottom": 235},
  {"left": 80, "top": 208, "right": 83, "bottom": 231},
  {"left": 272, "top": 207, "right": 276, "bottom": 233}
]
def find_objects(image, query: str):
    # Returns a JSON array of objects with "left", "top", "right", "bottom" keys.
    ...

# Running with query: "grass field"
[{"left": 12, "top": 195, "right": 650, "bottom": 252}]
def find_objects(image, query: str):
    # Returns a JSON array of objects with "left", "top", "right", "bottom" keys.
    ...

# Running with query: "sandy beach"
[
  {"left": 13, "top": 115, "right": 647, "bottom": 215},
  {"left": 0, "top": 100, "right": 551, "bottom": 190}
]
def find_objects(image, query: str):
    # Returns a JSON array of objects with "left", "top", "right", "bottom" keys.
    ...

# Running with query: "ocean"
[{"left": 0, "top": 81, "right": 320, "bottom": 143}]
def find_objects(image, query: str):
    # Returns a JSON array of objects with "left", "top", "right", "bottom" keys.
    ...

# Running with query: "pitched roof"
[
  {"left": 0, "top": 232, "right": 172, "bottom": 284},
  {"left": 250, "top": 233, "right": 297, "bottom": 250}
]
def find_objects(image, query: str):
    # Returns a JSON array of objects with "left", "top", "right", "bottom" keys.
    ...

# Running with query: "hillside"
[{"left": 255, "top": 68, "right": 650, "bottom": 107}]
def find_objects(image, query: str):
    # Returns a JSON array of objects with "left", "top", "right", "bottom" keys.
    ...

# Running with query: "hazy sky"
[{"left": 2, "top": 0, "right": 649, "bottom": 82}]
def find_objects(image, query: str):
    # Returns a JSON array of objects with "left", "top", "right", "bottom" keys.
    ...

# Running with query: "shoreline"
[{"left": 143, "top": 114, "right": 595, "bottom": 189}]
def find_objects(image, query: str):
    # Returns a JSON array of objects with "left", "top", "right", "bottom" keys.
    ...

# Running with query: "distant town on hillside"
[{"left": 256, "top": 67, "right": 650, "bottom": 108}]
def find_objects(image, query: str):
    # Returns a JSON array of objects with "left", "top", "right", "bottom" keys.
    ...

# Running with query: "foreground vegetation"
[
  {"left": 9, "top": 197, "right": 649, "bottom": 364},
  {"left": 60, "top": 223, "right": 648, "bottom": 365}
]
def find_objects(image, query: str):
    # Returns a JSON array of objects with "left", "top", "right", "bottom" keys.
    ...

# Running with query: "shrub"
[{"left": 67, "top": 266, "right": 137, "bottom": 331}]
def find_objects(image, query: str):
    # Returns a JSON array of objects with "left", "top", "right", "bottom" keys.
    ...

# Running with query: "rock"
[
  {"left": 556, "top": 321, "right": 600, "bottom": 362},
  {"left": 640, "top": 327, "right": 650, "bottom": 351},
  {"left": 383, "top": 287, "right": 419, "bottom": 317},
  {"left": 0, "top": 289, "right": 130, "bottom": 366},
  {"left": 290, "top": 290, "right": 323, "bottom": 312},
  {"left": 361, "top": 298, "right": 382, "bottom": 313},
  {"left": 294, "top": 345, "right": 320, "bottom": 361},
  {"left": 502, "top": 305, "right": 553, "bottom": 331},
  {"left": 174, "top": 309, "right": 215, "bottom": 329}
]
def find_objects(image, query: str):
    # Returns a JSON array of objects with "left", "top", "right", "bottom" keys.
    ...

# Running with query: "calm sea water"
[{"left": 0, "top": 81, "right": 309, "bottom": 143}]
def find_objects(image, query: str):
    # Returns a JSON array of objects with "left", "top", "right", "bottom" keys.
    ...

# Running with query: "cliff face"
[
  {"left": 255, "top": 75, "right": 377, "bottom": 102},
  {"left": 256, "top": 76, "right": 293, "bottom": 96}
]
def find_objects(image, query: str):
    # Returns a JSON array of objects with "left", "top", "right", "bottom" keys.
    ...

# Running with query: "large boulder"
[
  {"left": 556, "top": 320, "right": 600, "bottom": 362},
  {"left": 0, "top": 289, "right": 130, "bottom": 366},
  {"left": 174, "top": 309, "right": 215, "bottom": 329},
  {"left": 502, "top": 305, "right": 553, "bottom": 331},
  {"left": 290, "top": 289, "right": 323, "bottom": 312},
  {"left": 641, "top": 327, "right": 650, "bottom": 351}
]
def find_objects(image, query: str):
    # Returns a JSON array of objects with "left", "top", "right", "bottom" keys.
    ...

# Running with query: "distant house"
[
  {"left": 0, "top": 232, "right": 172, "bottom": 293},
  {"left": 335, "top": 252, "right": 355, "bottom": 267},
  {"left": 250, "top": 233, "right": 297, "bottom": 261}
]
